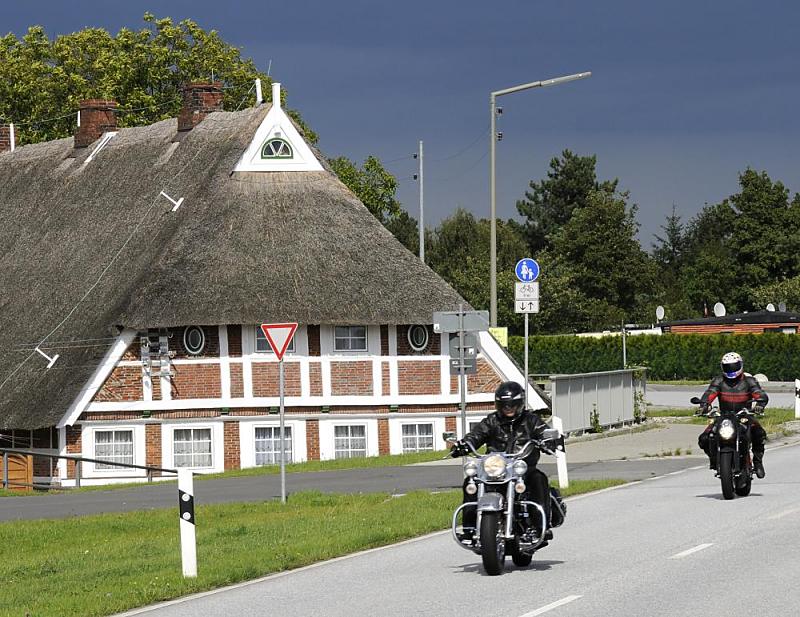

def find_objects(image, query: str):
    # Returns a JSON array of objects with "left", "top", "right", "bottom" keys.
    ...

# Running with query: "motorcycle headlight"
[
  {"left": 463, "top": 461, "right": 478, "bottom": 477},
  {"left": 718, "top": 419, "right": 735, "bottom": 441},
  {"left": 482, "top": 454, "right": 506, "bottom": 479},
  {"left": 512, "top": 460, "right": 528, "bottom": 476}
]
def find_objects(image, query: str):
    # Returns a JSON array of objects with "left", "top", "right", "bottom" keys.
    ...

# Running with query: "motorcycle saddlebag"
[{"left": 550, "top": 487, "right": 566, "bottom": 527}]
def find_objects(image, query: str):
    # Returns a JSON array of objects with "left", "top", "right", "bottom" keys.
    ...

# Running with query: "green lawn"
[
  {"left": 647, "top": 407, "right": 796, "bottom": 436},
  {"left": 0, "top": 479, "right": 625, "bottom": 617}
]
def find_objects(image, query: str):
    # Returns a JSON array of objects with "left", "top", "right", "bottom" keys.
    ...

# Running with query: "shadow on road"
[
  {"left": 695, "top": 493, "right": 764, "bottom": 500},
  {"left": 452, "top": 559, "right": 565, "bottom": 576}
]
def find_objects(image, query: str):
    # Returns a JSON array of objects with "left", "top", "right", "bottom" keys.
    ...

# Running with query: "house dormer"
[{"left": 233, "top": 82, "right": 323, "bottom": 173}]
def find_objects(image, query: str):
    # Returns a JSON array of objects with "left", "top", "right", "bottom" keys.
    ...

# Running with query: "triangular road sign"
[{"left": 260, "top": 323, "right": 298, "bottom": 361}]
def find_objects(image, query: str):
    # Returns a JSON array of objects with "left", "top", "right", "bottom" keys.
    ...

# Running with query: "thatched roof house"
[{"left": 0, "top": 83, "right": 464, "bottom": 431}]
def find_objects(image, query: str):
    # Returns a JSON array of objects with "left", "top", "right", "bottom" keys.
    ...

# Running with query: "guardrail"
[
  {"left": 549, "top": 368, "right": 647, "bottom": 434},
  {"left": 0, "top": 447, "right": 177, "bottom": 490}
]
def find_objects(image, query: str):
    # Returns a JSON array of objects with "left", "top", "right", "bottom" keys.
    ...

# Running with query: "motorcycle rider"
[
  {"left": 451, "top": 381, "right": 555, "bottom": 544},
  {"left": 698, "top": 352, "right": 768, "bottom": 478}
]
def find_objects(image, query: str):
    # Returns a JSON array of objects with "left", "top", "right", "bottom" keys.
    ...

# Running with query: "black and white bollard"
[{"left": 178, "top": 469, "right": 197, "bottom": 578}]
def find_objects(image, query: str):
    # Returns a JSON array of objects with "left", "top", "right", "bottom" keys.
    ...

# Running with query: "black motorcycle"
[
  {"left": 690, "top": 396, "right": 762, "bottom": 500},
  {"left": 445, "top": 429, "right": 566, "bottom": 575}
]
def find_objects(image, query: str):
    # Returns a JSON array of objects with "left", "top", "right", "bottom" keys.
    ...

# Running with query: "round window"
[
  {"left": 407, "top": 325, "right": 430, "bottom": 352},
  {"left": 183, "top": 326, "right": 206, "bottom": 355}
]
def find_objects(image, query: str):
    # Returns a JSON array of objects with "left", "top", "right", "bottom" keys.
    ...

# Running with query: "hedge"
[{"left": 509, "top": 333, "right": 800, "bottom": 381}]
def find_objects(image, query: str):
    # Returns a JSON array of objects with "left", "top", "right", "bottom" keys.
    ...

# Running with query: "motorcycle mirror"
[
  {"left": 442, "top": 431, "right": 456, "bottom": 443},
  {"left": 542, "top": 428, "right": 560, "bottom": 441},
  {"left": 690, "top": 396, "right": 701, "bottom": 405}
]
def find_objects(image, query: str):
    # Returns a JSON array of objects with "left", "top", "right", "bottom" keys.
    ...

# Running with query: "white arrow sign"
[{"left": 516, "top": 300, "right": 540, "bottom": 314}]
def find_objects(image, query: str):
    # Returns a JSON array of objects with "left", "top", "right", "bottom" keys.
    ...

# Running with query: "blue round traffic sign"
[{"left": 515, "top": 258, "right": 540, "bottom": 282}]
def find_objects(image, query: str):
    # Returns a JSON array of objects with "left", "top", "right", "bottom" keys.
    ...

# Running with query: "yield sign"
[{"left": 260, "top": 323, "right": 298, "bottom": 361}]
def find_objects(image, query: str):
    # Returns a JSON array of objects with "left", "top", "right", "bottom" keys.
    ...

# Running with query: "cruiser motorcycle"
[
  {"left": 690, "top": 396, "right": 762, "bottom": 500},
  {"left": 445, "top": 429, "right": 566, "bottom": 575}
]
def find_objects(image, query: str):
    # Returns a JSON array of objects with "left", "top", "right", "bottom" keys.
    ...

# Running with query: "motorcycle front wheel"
[
  {"left": 479, "top": 512, "right": 505, "bottom": 575},
  {"left": 719, "top": 451, "right": 735, "bottom": 500},
  {"left": 735, "top": 457, "right": 752, "bottom": 497}
]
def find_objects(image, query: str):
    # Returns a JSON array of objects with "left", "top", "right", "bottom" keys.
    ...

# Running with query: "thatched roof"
[{"left": 0, "top": 105, "right": 464, "bottom": 429}]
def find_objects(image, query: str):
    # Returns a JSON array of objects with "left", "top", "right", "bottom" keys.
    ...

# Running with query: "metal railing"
[{"left": 1, "top": 447, "right": 177, "bottom": 490}]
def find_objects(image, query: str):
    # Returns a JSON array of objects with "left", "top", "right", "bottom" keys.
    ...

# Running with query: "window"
[
  {"left": 261, "top": 138, "right": 293, "bottom": 159},
  {"left": 183, "top": 326, "right": 206, "bottom": 355},
  {"left": 401, "top": 423, "right": 434, "bottom": 453},
  {"left": 407, "top": 325, "right": 430, "bottom": 352},
  {"left": 334, "top": 326, "right": 367, "bottom": 352},
  {"left": 255, "top": 326, "right": 296, "bottom": 354},
  {"left": 94, "top": 430, "right": 134, "bottom": 470},
  {"left": 173, "top": 428, "right": 212, "bottom": 468},
  {"left": 334, "top": 425, "right": 367, "bottom": 459},
  {"left": 255, "top": 426, "right": 293, "bottom": 465}
]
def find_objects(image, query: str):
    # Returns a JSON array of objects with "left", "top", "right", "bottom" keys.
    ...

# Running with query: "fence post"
[
  {"left": 75, "top": 460, "right": 81, "bottom": 488},
  {"left": 2, "top": 452, "right": 8, "bottom": 489},
  {"left": 178, "top": 469, "right": 197, "bottom": 578},
  {"left": 551, "top": 416, "right": 569, "bottom": 489}
]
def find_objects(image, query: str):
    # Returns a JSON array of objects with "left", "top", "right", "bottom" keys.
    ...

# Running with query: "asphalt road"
[
  {"left": 116, "top": 441, "right": 800, "bottom": 617},
  {"left": 647, "top": 382, "right": 797, "bottom": 408},
  {"left": 0, "top": 458, "right": 699, "bottom": 522}
]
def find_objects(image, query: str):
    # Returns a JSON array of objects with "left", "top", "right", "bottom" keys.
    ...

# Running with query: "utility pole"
[{"left": 414, "top": 141, "right": 424, "bottom": 261}]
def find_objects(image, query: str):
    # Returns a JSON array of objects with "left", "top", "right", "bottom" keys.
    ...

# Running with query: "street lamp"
[{"left": 489, "top": 71, "right": 592, "bottom": 326}]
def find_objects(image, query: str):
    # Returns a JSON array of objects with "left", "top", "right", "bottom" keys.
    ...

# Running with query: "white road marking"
[
  {"left": 520, "top": 595, "right": 583, "bottom": 616},
  {"left": 670, "top": 543, "right": 713, "bottom": 559},
  {"left": 768, "top": 506, "right": 800, "bottom": 520}
]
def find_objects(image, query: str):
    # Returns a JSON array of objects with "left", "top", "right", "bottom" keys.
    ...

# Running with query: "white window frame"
[
  {"left": 240, "top": 420, "right": 307, "bottom": 468},
  {"left": 333, "top": 424, "right": 368, "bottom": 459},
  {"left": 407, "top": 325, "right": 430, "bottom": 352},
  {"left": 254, "top": 425, "right": 294, "bottom": 465},
  {"left": 93, "top": 428, "right": 135, "bottom": 471},
  {"left": 171, "top": 426, "right": 214, "bottom": 469},
  {"left": 81, "top": 424, "right": 146, "bottom": 480},
  {"left": 400, "top": 422, "right": 435, "bottom": 453},
  {"left": 333, "top": 325, "right": 368, "bottom": 352},
  {"left": 255, "top": 325, "right": 296, "bottom": 354}
]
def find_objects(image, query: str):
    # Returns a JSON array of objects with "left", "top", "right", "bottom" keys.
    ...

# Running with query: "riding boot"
[{"left": 753, "top": 452, "right": 765, "bottom": 479}]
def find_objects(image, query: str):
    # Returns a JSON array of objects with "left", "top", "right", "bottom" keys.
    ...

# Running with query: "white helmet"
[{"left": 721, "top": 352, "right": 743, "bottom": 380}]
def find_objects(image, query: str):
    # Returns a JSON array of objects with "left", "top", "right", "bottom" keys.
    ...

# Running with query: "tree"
[
  {"left": 0, "top": 14, "right": 317, "bottom": 145},
  {"left": 516, "top": 150, "right": 618, "bottom": 254},
  {"left": 652, "top": 204, "right": 686, "bottom": 270},
  {"left": 328, "top": 155, "right": 403, "bottom": 224}
]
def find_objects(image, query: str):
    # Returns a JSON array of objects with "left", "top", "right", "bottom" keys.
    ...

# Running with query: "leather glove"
[
  {"left": 450, "top": 440, "right": 470, "bottom": 458},
  {"left": 753, "top": 405, "right": 766, "bottom": 415}
]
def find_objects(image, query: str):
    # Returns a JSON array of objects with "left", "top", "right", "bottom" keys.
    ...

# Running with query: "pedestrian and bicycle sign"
[
  {"left": 515, "top": 258, "right": 539, "bottom": 283},
  {"left": 515, "top": 282, "right": 539, "bottom": 314}
]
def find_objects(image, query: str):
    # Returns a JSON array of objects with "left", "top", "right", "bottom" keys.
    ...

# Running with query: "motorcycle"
[
  {"left": 444, "top": 429, "right": 566, "bottom": 575},
  {"left": 690, "top": 396, "right": 763, "bottom": 500}
]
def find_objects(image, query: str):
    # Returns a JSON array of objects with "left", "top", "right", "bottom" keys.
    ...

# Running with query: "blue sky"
[{"left": 5, "top": 1, "right": 800, "bottom": 246}]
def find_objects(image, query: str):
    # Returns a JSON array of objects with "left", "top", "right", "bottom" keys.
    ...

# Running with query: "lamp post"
[{"left": 489, "top": 72, "right": 592, "bottom": 326}]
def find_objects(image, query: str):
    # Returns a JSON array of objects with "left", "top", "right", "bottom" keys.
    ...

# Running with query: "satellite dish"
[
  {"left": 779, "top": 302, "right": 787, "bottom": 312},
  {"left": 766, "top": 303, "right": 776, "bottom": 312},
  {"left": 655, "top": 305, "right": 665, "bottom": 321},
  {"left": 713, "top": 302, "right": 726, "bottom": 317}
]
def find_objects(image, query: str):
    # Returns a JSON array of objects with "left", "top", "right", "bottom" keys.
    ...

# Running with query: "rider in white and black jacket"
[{"left": 451, "top": 381, "right": 553, "bottom": 543}]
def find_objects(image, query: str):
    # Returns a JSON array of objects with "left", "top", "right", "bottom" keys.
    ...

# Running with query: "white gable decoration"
[{"left": 233, "top": 82, "right": 323, "bottom": 173}]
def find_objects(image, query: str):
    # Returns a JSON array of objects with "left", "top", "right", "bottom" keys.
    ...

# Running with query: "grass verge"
[
  {"left": 1, "top": 480, "right": 624, "bottom": 616},
  {"left": 647, "top": 407, "right": 797, "bottom": 436}
]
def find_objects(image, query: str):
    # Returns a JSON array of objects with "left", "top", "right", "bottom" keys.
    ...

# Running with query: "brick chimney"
[
  {"left": 75, "top": 100, "right": 118, "bottom": 148},
  {"left": 0, "top": 124, "right": 15, "bottom": 153},
  {"left": 177, "top": 82, "right": 224, "bottom": 132}
]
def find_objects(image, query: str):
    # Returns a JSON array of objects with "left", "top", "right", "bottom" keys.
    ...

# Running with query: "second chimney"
[
  {"left": 178, "top": 82, "right": 224, "bottom": 132},
  {"left": 75, "top": 100, "right": 118, "bottom": 148},
  {"left": 0, "top": 124, "right": 15, "bottom": 153}
]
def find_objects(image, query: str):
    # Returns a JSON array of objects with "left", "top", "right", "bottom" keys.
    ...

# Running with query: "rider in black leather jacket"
[
  {"left": 452, "top": 381, "right": 553, "bottom": 543},
  {"left": 698, "top": 352, "right": 768, "bottom": 478}
]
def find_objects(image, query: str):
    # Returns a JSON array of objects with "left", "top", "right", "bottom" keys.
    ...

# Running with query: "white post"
[
  {"left": 272, "top": 82, "right": 281, "bottom": 109},
  {"left": 524, "top": 313, "right": 529, "bottom": 411},
  {"left": 795, "top": 379, "right": 800, "bottom": 420},
  {"left": 279, "top": 359, "right": 287, "bottom": 504},
  {"left": 178, "top": 469, "right": 197, "bottom": 578},
  {"left": 551, "top": 416, "right": 569, "bottom": 489},
  {"left": 9, "top": 123, "right": 15, "bottom": 152},
  {"left": 418, "top": 140, "right": 424, "bottom": 262},
  {"left": 255, "top": 78, "right": 263, "bottom": 105}
]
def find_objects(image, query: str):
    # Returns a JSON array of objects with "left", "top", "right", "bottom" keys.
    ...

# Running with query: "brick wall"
[
  {"left": 66, "top": 425, "right": 81, "bottom": 479},
  {"left": 252, "top": 362, "right": 301, "bottom": 397},
  {"left": 230, "top": 363, "right": 244, "bottom": 397},
  {"left": 94, "top": 366, "right": 143, "bottom": 401},
  {"left": 378, "top": 418, "right": 390, "bottom": 455},
  {"left": 171, "top": 364, "right": 222, "bottom": 399},
  {"left": 169, "top": 326, "right": 220, "bottom": 360},
  {"left": 397, "top": 325, "right": 440, "bottom": 355},
  {"left": 224, "top": 421, "right": 240, "bottom": 470},
  {"left": 309, "top": 362, "right": 322, "bottom": 396},
  {"left": 330, "top": 361, "right": 372, "bottom": 395},
  {"left": 145, "top": 424, "right": 162, "bottom": 475},
  {"left": 445, "top": 416, "right": 457, "bottom": 433},
  {"left": 398, "top": 361, "right": 440, "bottom": 395},
  {"left": 308, "top": 325, "right": 321, "bottom": 356},
  {"left": 468, "top": 359, "right": 503, "bottom": 393},
  {"left": 152, "top": 372, "right": 162, "bottom": 399},
  {"left": 382, "top": 362, "right": 390, "bottom": 395},
  {"left": 75, "top": 99, "right": 117, "bottom": 147},
  {"left": 228, "top": 325, "right": 242, "bottom": 357},
  {"left": 177, "top": 82, "right": 223, "bottom": 131},
  {"left": 306, "top": 419, "right": 320, "bottom": 460},
  {"left": 380, "top": 325, "right": 389, "bottom": 355},
  {"left": 0, "top": 124, "right": 13, "bottom": 152}
]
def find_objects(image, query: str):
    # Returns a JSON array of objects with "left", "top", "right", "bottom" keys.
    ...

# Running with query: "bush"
[{"left": 509, "top": 333, "right": 800, "bottom": 380}]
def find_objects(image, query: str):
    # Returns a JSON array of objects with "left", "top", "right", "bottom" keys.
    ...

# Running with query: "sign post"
[
  {"left": 433, "top": 309, "right": 489, "bottom": 437},
  {"left": 515, "top": 258, "right": 540, "bottom": 411},
  {"left": 260, "top": 322, "right": 298, "bottom": 504}
]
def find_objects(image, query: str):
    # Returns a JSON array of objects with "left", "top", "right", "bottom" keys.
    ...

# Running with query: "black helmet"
[{"left": 495, "top": 381, "right": 525, "bottom": 418}]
